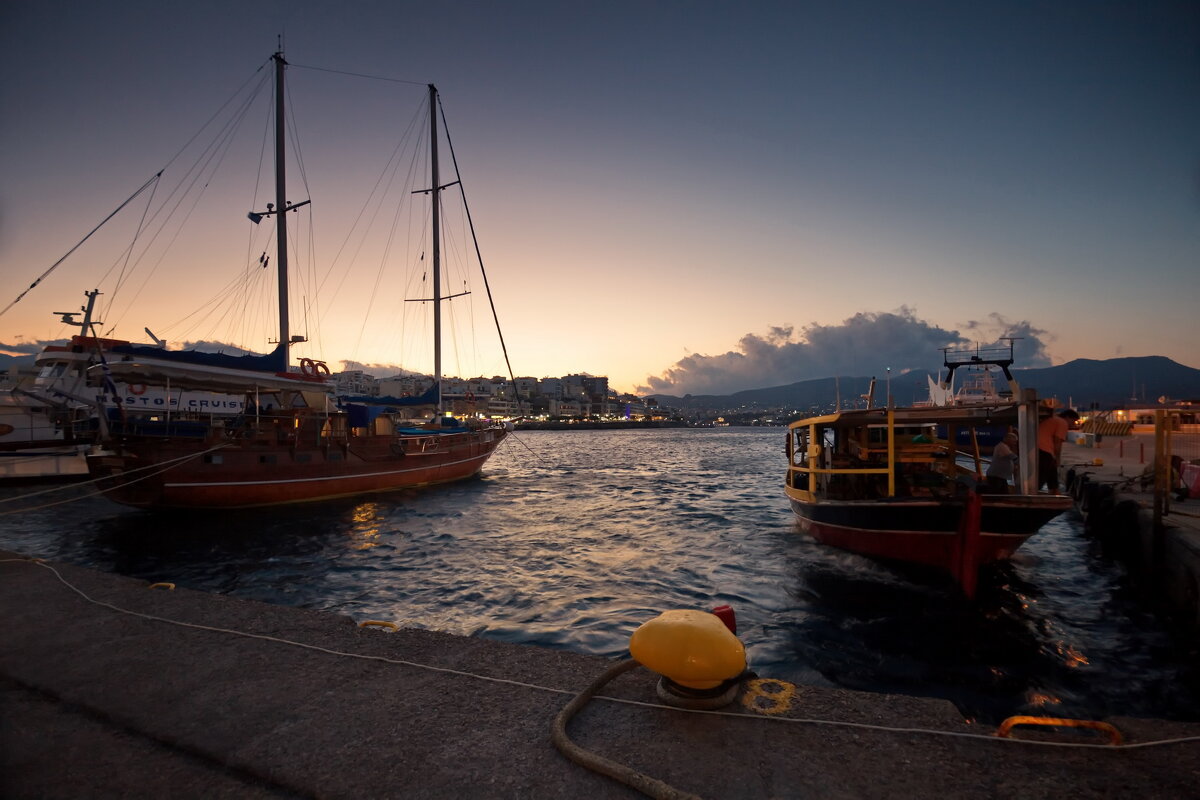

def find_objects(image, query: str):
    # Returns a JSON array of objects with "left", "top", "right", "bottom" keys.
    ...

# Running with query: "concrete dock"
[
  {"left": 4, "top": 549, "right": 1200, "bottom": 798},
  {"left": 1059, "top": 433, "right": 1200, "bottom": 625}
]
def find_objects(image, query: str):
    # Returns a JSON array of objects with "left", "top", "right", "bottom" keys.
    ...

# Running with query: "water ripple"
[{"left": 2, "top": 428, "right": 1197, "bottom": 723}]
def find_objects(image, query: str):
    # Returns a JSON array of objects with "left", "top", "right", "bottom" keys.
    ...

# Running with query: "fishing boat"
[
  {"left": 785, "top": 365, "right": 1070, "bottom": 596},
  {"left": 85, "top": 52, "right": 510, "bottom": 508}
]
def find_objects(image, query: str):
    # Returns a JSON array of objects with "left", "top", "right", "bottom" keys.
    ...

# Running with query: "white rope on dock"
[{"left": 3, "top": 555, "right": 1200, "bottom": 752}]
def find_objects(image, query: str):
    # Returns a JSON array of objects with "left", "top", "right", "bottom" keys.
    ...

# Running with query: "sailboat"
[{"left": 85, "top": 53, "right": 510, "bottom": 509}]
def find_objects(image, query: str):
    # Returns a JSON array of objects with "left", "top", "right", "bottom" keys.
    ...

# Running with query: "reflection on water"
[{"left": 2, "top": 428, "right": 1197, "bottom": 723}]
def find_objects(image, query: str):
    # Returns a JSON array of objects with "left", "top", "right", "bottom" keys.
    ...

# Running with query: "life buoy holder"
[
  {"left": 129, "top": 384, "right": 147, "bottom": 395},
  {"left": 299, "top": 358, "right": 331, "bottom": 377}
]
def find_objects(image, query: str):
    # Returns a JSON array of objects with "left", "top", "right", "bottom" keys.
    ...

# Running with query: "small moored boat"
[{"left": 785, "top": 370, "right": 1070, "bottom": 596}]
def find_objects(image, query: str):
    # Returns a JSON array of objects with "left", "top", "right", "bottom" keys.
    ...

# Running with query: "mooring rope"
[
  {"left": 0, "top": 442, "right": 233, "bottom": 515},
  {"left": 3, "top": 557, "right": 1198, "bottom": 753}
]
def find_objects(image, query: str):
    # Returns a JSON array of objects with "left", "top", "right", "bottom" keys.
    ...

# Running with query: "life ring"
[
  {"left": 299, "top": 358, "right": 330, "bottom": 377},
  {"left": 129, "top": 384, "right": 147, "bottom": 395}
]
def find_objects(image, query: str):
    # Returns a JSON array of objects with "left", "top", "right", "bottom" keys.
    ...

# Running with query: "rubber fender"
[
  {"left": 1105, "top": 500, "right": 1141, "bottom": 542},
  {"left": 1065, "top": 468, "right": 1077, "bottom": 493}
]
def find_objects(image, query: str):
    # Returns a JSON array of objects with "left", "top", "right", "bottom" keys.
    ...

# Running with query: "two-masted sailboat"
[{"left": 85, "top": 53, "right": 509, "bottom": 508}]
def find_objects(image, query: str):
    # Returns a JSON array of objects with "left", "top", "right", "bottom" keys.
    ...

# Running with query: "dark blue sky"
[{"left": 2, "top": 2, "right": 1197, "bottom": 394}]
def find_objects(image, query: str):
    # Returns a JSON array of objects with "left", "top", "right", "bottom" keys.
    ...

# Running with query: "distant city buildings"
[{"left": 331, "top": 369, "right": 673, "bottom": 422}]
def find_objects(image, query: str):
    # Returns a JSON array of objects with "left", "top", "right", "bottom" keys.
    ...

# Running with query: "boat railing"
[{"left": 787, "top": 411, "right": 979, "bottom": 500}]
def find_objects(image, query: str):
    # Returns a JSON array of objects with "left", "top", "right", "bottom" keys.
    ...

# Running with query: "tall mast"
[
  {"left": 274, "top": 51, "right": 290, "bottom": 362},
  {"left": 429, "top": 84, "right": 442, "bottom": 411}
]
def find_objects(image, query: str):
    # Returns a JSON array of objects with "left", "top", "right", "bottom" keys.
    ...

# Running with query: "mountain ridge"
[{"left": 650, "top": 356, "right": 1200, "bottom": 411}]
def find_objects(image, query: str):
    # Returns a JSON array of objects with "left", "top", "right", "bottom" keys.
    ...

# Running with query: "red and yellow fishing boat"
[{"left": 785, "top": 384, "right": 1071, "bottom": 596}]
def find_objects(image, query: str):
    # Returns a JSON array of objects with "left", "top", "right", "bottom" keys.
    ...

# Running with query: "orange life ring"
[
  {"left": 299, "top": 358, "right": 330, "bottom": 377},
  {"left": 129, "top": 384, "right": 147, "bottom": 395}
]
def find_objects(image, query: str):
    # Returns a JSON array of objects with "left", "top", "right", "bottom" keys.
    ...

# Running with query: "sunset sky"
[{"left": 2, "top": 1, "right": 1197, "bottom": 396}]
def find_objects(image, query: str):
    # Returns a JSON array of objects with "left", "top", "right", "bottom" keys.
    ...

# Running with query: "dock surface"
[{"left": 3, "top": 549, "right": 1200, "bottom": 798}]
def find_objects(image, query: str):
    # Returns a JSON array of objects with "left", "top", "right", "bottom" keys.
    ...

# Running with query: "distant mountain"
[
  {"left": 0, "top": 352, "right": 39, "bottom": 372},
  {"left": 650, "top": 356, "right": 1200, "bottom": 412}
]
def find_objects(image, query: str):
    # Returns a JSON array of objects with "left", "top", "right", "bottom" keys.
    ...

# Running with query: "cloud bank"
[
  {"left": 0, "top": 338, "right": 58, "bottom": 358},
  {"left": 638, "top": 308, "right": 1053, "bottom": 396}
]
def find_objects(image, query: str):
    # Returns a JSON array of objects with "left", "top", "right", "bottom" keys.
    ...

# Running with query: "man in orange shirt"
[{"left": 1037, "top": 409, "right": 1079, "bottom": 493}]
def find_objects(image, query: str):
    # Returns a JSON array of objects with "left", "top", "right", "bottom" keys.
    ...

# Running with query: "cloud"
[
  {"left": 959, "top": 314, "right": 1053, "bottom": 368},
  {"left": 0, "top": 338, "right": 63, "bottom": 357},
  {"left": 338, "top": 360, "right": 420, "bottom": 378},
  {"left": 638, "top": 308, "right": 1054, "bottom": 396}
]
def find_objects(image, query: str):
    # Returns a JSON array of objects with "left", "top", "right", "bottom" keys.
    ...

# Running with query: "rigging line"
[
  {"left": 437, "top": 96, "right": 520, "bottom": 406},
  {"left": 106, "top": 69, "right": 271, "bottom": 310},
  {"left": 110, "top": 166, "right": 164, "bottom": 303},
  {"left": 316, "top": 97, "right": 424, "bottom": 302},
  {"left": 240, "top": 79, "right": 273, "bottom": 343},
  {"left": 104, "top": 76, "right": 271, "bottom": 332},
  {"left": 104, "top": 73, "right": 270, "bottom": 299},
  {"left": 107, "top": 123, "right": 246, "bottom": 331},
  {"left": 504, "top": 431, "right": 550, "bottom": 465},
  {"left": 333, "top": 114, "right": 426, "bottom": 359},
  {"left": 283, "top": 88, "right": 322, "bottom": 351},
  {"left": 288, "top": 62, "right": 428, "bottom": 87},
  {"left": 280, "top": 81, "right": 322, "bottom": 351},
  {"left": 0, "top": 171, "right": 163, "bottom": 320},
  {"left": 157, "top": 250, "right": 268, "bottom": 342},
  {"left": 156, "top": 57, "right": 274, "bottom": 176}
]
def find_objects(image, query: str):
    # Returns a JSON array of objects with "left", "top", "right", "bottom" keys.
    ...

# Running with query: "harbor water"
[{"left": 3, "top": 427, "right": 1197, "bottom": 724}]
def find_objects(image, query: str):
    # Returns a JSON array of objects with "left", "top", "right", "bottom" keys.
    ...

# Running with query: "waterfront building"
[
  {"left": 550, "top": 398, "right": 585, "bottom": 418},
  {"left": 332, "top": 370, "right": 378, "bottom": 397},
  {"left": 581, "top": 375, "right": 608, "bottom": 400},
  {"left": 513, "top": 377, "right": 538, "bottom": 399},
  {"left": 561, "top": 375, "right": 588, "bottom": 399}
]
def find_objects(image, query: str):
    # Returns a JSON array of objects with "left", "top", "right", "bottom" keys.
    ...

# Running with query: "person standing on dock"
[
  {"left": 985, "top": 431, "right": 1019, "bottom": 493},
  {"left": 1037, "top": 409, "right": 1079, "bottom": 493}
]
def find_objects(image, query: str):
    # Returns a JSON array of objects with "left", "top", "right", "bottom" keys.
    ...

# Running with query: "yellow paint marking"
[{"left": 740, "top": 678, "right": 796, "bottom": 715}]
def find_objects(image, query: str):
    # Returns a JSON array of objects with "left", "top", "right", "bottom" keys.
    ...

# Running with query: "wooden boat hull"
[
  {"left": 88, "top": 428, "right": 507, "bottom": 509},
  {"left": 789, "top": 494, "right": 1072, "bottom": 571}
]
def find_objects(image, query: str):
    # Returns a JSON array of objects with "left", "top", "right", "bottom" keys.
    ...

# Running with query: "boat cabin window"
[
  {"left": 38, "top": 363, "right": 69, "bottom": 380},
  {"left": 791, "top": 428, "right": 808, "bottom": 465}
]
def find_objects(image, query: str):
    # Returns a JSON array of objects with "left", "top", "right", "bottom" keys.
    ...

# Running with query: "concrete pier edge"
[
  {"left": 4, "top": 548, "right": 1200, "bottom": 798},
  {"left": 1060, "top": 437, "right": 1200, "bottom": 626}
]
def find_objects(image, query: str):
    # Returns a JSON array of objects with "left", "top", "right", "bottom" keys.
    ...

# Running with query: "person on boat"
[
  {"left": 985, "top": 431, "right": 1018, "bottom": 494},
  {"left": 1037, "top": 409, "right": 1079, "bottom": 493}
]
